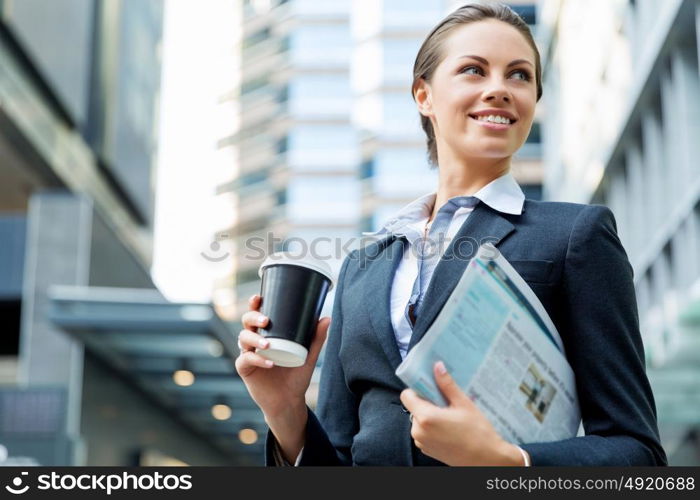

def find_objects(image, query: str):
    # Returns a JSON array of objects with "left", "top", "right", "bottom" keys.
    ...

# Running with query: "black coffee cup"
[{"left": 256, "top": 252, "right": 335, "bottom": 367}]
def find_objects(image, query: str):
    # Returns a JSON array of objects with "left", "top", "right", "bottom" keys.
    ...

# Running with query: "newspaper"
[{"left": 396, "top": 243, "right": 581, "bottom": 445}]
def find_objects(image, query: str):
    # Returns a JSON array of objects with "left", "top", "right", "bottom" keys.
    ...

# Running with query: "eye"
[
  {"left": 510, "top": 69, "right": 532, "bottom": 81},
  {"left": 460, "top": 65, "right": 483, "bottom": 76}
]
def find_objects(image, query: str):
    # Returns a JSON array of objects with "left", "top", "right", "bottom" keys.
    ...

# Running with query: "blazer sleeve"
[
  {"left": 519, "top": 205, "right": 667, "bottom": 466},
  {"left": 265, "top": 251, "right": 359, "bottom": 465}
]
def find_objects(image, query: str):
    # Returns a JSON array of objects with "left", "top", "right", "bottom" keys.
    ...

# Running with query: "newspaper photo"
[{"left": 396, "top": 243, "right": 581, "bottom": 445}]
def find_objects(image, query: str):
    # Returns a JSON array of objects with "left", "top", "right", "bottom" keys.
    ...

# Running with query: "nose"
[{"left": 482, "top": 78, "right": 512, "bottom": 103}]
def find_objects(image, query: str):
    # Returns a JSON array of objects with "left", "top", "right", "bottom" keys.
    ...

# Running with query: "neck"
[{"left": 430, "top": 153, "right": 511, "bottom": 222}]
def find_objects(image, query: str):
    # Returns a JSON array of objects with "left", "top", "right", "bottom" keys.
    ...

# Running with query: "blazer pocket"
[{"left": 508, "top": 259, "right": 554, "bottom": 285}]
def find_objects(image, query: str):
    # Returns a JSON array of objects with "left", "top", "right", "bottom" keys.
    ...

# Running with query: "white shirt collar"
[{"left": 363, "top": 171, "right": 525, "bottom": 237}]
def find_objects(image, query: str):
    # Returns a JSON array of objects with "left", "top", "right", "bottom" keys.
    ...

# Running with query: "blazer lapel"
[
  {"left": 363, "top": 235, "right": 407, "bottom": 370},
  {"left": 407, "top": 203, "right": 515, "bottom": 352}
]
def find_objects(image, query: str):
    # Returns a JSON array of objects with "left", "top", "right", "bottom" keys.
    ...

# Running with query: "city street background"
[{"left": 0, "top": 0, "right": 698, "bottom": 466}]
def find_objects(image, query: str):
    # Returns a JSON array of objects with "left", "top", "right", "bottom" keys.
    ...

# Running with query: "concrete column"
[
  {"left": 671, "top": 45, "right": 700, "bottom": 191},
  {"left": 18, "top": 191, "right": 93, "bottom": 464},
  {"left": 641, "top": 111, "right": 665, "bottom": 231}
]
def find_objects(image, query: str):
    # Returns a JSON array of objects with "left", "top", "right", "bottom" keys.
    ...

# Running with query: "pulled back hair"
[{"left": 412, "top": 3, "right": 543, "bottom": 167}]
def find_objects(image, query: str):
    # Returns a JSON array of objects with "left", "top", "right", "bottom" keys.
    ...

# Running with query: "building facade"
[
  {"left": 220, "top": 0, "right": 359, "bottom": 321},
  {"left": 0, "top": 0, "right": 260, "bottom": 466},
  {"left": 538, "top": 0, "right": 700, "bottom": 464}
]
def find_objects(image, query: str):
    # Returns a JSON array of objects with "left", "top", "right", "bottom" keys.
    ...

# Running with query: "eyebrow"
[{"left": 459, "top": 55, "right": 534, "bottom": 68}]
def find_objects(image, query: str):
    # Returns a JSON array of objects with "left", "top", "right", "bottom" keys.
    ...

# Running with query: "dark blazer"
[{"left": 265, "top": 200, "right": 668, "bottom": 466}]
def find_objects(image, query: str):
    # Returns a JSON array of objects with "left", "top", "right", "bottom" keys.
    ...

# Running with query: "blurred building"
[
  {"left": 352, "top": 0, "right": 447, "bottom": 232},
  {"left": 538, "top": 0, "right": 700, "bottom": 464},
  {"left": 220, "top": 0, "right": 360, "bottom": 320},
  {"left": 0, "top": 0, "right": 261, "bottom": 466}
]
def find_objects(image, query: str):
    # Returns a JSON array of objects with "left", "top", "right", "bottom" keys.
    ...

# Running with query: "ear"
[{"left": 413, "top": 78, "right": 433, "bottom": 118}]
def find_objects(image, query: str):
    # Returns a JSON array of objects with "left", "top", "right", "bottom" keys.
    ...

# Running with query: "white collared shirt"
[{"left": 362, "top": 171, "right": 526, "bottom": 359}]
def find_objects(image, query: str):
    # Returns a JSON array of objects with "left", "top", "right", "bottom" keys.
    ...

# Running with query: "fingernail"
[
  {"left": 259, "top": 339, "right": 269, "bottom": 348},
  {"left": 249, "top": 294, "right": 257, "bottom": 303},
  {"left": 257, "top": 316, "right": 267, "bottom": 326},
  {"left": 435, "top": 361, "right": 447, "bottom": 375},
  {"left": 265, "top": 360, "right": 274, "bottom": 367}
]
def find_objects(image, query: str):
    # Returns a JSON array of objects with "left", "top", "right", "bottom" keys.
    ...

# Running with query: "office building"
[
  {"left": 538, "top": 0, "right": 700, "bottom": 464},
  {"left": 0, "top": 0, "right": 261, "bottom": 465}
]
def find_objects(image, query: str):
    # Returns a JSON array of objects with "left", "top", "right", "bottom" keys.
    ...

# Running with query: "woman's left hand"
[{"left": 400, "top": 360, "right": 527, "bottom": 466}]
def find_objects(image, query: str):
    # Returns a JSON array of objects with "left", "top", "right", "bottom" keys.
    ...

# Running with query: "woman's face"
[{"left": 416, "top": 19, "right": 538, "bottom": 163}]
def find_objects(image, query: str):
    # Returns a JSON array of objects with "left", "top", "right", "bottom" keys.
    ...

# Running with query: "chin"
[{"left": 461, "top": 148, "right": 514, "bottom": 160}]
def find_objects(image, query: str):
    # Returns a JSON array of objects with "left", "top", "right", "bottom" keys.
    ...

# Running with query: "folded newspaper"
[{"left": 396, "top": 243, "right": 581, "bottom": 445}]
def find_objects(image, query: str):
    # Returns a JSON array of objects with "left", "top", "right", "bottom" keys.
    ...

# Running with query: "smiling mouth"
[{"left": 468, "top": 114, "right": 517, "bottom": 125}]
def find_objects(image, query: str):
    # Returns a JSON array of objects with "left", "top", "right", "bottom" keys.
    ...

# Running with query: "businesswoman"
[{"left": 235, "top": 3, "right": 667, "bottom": 466}]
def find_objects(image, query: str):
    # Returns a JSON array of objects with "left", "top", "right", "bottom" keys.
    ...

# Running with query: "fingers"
[
  {"left": 241, "top": 308, "right": 268, "bottom": 331},
  {"left": 235, "top": 350, "right": 274, "bottom": 377},
  {"left": 400, "top": 388, "right": 434, "bottom": 418},
  {"left": 238, "top": 329, "right": 270, "bottom": 353},
  {"left": 433, "top": 361, "right": 470, "bottom": 407}
]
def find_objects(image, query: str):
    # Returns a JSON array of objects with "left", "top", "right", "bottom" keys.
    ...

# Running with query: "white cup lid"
[
  {"left": 258, "top": 251, "right": 336, "bottom": 290},
  {"left": 256, "top": 338, "right": 308, "bottom": 368}
]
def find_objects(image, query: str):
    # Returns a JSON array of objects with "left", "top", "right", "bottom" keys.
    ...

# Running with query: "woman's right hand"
[{"left": 235, "top": 294, "right": 331, "bottom": 420}]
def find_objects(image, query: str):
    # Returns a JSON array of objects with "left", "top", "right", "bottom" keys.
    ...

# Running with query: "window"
[
  {"left": 287, "top": 74, "right": 351, "bottom": 117},
  {"left": 383, "top": 38, "right": 422, "bottom": 86},
  {"left": 288, "top": 25, "right": 351, "bottom": 66},
  {"left": 360, "top": 158, "right": 374, "bottom": 179},
  {"left": 286, "top": 125, "right": 357, "bottom": 169},
  {"left": 383, "top": 93, "right": 423, "bottom": 137},
  {"left": 243, "top": 27, "right": 271, "bottom": 49},
  {"left": 372, "top": 149, "right": 436, "bottom": 197},
  {"left": 383, "top": 0, "right": 445, "bottom": 29},
  {"left": 287, "top": 177, "right": 360, "bottom": 223},
  {"left": 241, "top": 75, "right": 270, "bottom": 96}
]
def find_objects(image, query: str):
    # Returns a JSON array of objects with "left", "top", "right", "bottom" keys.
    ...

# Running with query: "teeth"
[{"left": 475, "top": 114, "right": 512, "bottom": 124}]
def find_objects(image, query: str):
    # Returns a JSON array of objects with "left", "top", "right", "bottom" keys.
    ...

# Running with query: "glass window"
[
  {"left": 287, "top": 74, "right": 351, "bottom": 117},
  {"left": 372, "top": 149, "right": 437, "bottom": 197},
  {"left": 383, "top": 38, "right": 422, "bottom": 86},
  {"left": 360, "top": 158, "right": 374, "bottom": 179},
  {"left": 289, "top": 74, "right": 349, "bottom": 100},
  {"left": 287, "top": 177, "right": 360, "bottom": 223},
  {"left": 383, "top": 0, "right": 444, "bottom": 29},
  {"left": 286, "top": 125, "right": 358, "bottom": 169},
  {"left": 289, "top": 24, "right": 351, "bottom": 66},
  {"left": 243, "top": 27, "right": 270, "bottom": 48},
  {"left": 383, "top": 93, "right": 423, "bottom": 138},
  {"left": 292, "top": 0, "right": 350, "bottom": 17}
]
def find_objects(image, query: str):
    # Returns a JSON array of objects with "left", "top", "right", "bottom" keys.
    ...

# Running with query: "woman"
[{"left": 235, "top": 3, "right": 667, "bottom": 466}]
